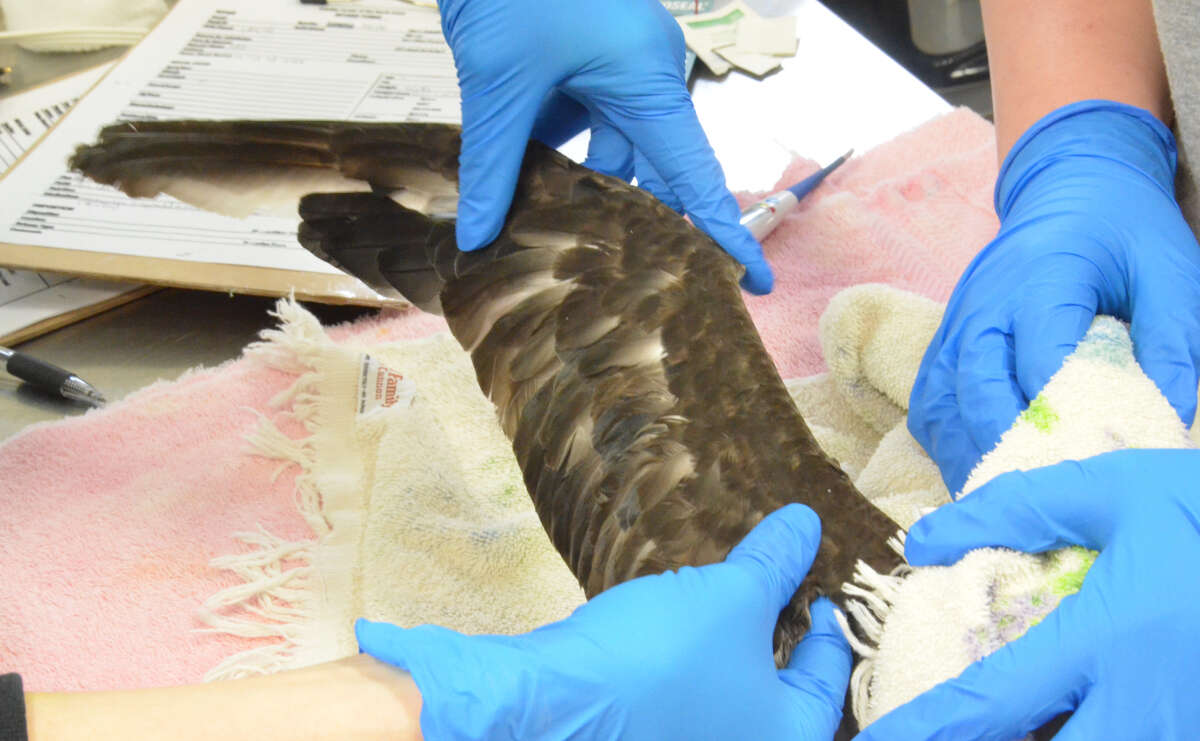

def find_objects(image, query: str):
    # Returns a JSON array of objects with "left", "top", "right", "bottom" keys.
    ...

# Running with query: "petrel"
[{"left": 70, "top": 120, "right": 904, "bottom": 670}]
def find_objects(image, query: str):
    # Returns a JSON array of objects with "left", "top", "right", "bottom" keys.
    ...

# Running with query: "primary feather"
[{"left": 71, "top": 120, "right": 904, "bottom": 671}]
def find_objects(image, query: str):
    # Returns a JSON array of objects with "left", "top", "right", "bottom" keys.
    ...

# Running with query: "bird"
[{"left": 70, "top": 119, "right": 904, "bottom": 672}]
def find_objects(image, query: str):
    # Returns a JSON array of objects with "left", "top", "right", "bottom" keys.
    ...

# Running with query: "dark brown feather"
[{"left": 69, "top": 121, "right": 904, "bottom": 681}]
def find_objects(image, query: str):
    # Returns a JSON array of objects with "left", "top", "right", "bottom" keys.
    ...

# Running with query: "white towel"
[
  {"left": 797, "top": 285, "right": 1197, "bottom": 728},
  {"left": 202, "top": 300, "right": 584, "bottom": 679},
  {"left": 202, "top": 288, "right": 1198, "bottom": 735}
]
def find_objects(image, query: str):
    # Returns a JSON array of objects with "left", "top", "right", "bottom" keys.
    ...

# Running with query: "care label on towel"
[{"left": 357, "top": 354, "right": 416, "bottom": 417}]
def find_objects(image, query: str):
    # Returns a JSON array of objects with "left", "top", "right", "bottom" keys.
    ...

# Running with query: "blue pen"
[{"left": 739, "top": 148, "right": 853, "bottom": 240}]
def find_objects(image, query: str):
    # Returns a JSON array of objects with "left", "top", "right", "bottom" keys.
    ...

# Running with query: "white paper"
[
  {"left": 735, "top": 15, "right": 797, "bottom": 56},
  {"left": 0, "top": 0, "right": 461, "bottom": 276},
  {"left": 679, "top": 1, "right": 798, "bottom": 76},
  {"left": 678, "top": 4, "right": 743, "bottom": 75},
  {"left": 1, "top": 64, "right": 108, "bottom": 171},
  {"left": 714, "top": 46, "right": 782, "bottom": 77},
  {"left": 0, "top": 63, "right": 147, "bottom": 344}
]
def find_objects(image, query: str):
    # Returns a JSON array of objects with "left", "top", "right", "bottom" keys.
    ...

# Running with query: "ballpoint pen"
[
  {"left": 739, "top": 148, "right": 854, "bottom": 240},
  {"left": 0, "top": 346, "right": 106, "bottom": 406}
]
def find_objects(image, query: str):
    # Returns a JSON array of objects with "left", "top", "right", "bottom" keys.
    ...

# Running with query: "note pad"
[{"left": 0, "top": 0, "right": 462, "bottom": 306}]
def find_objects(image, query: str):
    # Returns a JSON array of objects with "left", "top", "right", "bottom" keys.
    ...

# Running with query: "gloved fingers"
[
  {"left": 633, "top": 149, "right": 682, "bottom": 212},
  {"left": 455, "top": 84, "right": 547, "bottom": 251},
  {"left": 530, "top": 89, "right": 591, "bottom": 149},
  {"left": 1047, "top": 696, "right": 1116, "bottom": 741},
  {"left": 907, "top": 338, "right": 991, "bottom": 495},
  {"left": 355, "top": 617, "right": 425, "bottom": 669},
  {"left": 779, "top": 598, "right": 852, "bottom": 716},
  {"left": 905, "top": 457, "right": 1121, "bottom": 567},
  {"left": 602, "top": 101, "right": 773, "bottom": 294},
  {"left": 582, "top": 118, "right": 636, "bottom": 182},
  {"left": 1009, "top": 280, "right": 1098, "bottom": 405},
  {"left": 857, "top": 603, "right": 1086, "bottom": 741},
  {"left": 356, "top": 618, "right": 503, "bottom": 673},
  {"left": 1048, "top": 684, "right": 1172, "bottom": 741},
  {"left": 725, "top": 503, "right": 821, "bottom": 610},
  {"left": 1129, "top": 295, "right": 1200, "bottom": 429},
  {"left": 953, "top": 321, "right": 1026, "bottom": 473}
]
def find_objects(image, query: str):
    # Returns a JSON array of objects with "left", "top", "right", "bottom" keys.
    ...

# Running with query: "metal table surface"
[
  {"left": 0, "top": 290, "right": 371, "bottom": 439},
  {"left": 0, "top": 0, "right": 949, "bottom": 443}
]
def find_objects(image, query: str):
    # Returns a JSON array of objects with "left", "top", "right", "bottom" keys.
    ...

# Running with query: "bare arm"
[
  {"left": 24, "top": 654, "right": 423, "bottom": 741},
  {"left": 982, "top": 0, "right": 1171, "bottom": 160}
]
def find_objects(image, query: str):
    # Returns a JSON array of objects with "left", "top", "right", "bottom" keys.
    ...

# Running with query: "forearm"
[
  {"left": 981, "top": 0, "right": 1171, "bottom": 160},
  {"left": 25, "top": 654, "right": 423, "bottom": 741}
]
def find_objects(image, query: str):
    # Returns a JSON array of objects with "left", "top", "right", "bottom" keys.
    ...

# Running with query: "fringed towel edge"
[
  {"left": 197, "top": 298, "right": 366, "bottom": 681},
  {"left": 839, "top": 529, "right": 909, "bottom": 729}
]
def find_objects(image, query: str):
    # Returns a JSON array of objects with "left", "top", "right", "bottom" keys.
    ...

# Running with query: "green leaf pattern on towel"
[
  {"left": 967, "top": 547, "right": 1097, "bottom": 662},
  {"left": 1020, "top": 397, "right": 1059, "bottom": 433}
]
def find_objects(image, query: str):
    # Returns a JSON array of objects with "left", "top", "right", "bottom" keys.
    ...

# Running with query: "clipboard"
[
  {"left": 0, "top": 64, "right": 159, "bottom": 345},
  {"left": 0, "top": 0, "right": 461, "bottom": 309}
]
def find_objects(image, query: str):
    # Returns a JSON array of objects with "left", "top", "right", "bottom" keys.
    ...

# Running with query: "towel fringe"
[
  {"left": 849, "top": 656, "right": 876, "bottom": 729},
  {"left": 244, "top": 413, "right": 313, "bottom": 470},
  {"left": 198, "top": 297, "right": 343, "bottom": 682},
  {"left": 838, "top": 531, "right": 911, "bottom": 729},
  {"left": 244, "top": 298, "right": 329, "bottom": 374},
  {"left": 198, "top": 522, "right": 320, "bottom": 681}
]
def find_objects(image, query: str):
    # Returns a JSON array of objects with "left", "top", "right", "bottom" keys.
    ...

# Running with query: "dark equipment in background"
[{"left": 820, "top": 0, "right": 990, "bottom": 117}]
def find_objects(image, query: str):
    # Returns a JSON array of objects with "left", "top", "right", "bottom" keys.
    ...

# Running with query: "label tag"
[{"left": 357, "top": 353, "right": 416, "bottom": 417}]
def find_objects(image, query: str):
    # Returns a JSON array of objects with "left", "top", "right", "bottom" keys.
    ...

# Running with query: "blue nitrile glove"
[
  {"left": 856, "top": 449, "right": 1200, "bottom": 741},
  {"left": 908, "top": 100, "right": 1200, "bottom": 492},
  {"left": 437, "top": 0, "right": 773, "bottom": 294},
  {"left": 357, "top": 503, "right": 850, "bottom": 740}
]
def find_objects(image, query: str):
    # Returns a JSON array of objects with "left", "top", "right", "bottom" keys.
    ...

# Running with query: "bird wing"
[{"left": 71, "top": 121, "right": 905, "bottom": 659}]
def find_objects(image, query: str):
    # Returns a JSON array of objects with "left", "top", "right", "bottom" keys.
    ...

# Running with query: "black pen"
[{"left": 0, "top": 346, "right": 106, "bottom": 406}]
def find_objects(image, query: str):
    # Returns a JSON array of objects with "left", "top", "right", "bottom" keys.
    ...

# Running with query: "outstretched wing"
[{"left": 71, "top": 121, "right": 904, "bottom": 655}]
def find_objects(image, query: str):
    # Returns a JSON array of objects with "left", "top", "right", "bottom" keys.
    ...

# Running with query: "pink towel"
[
  {"left": 0, "top": 108, "right": 998, "bottom": 691},
  {"left": 745, "top": 109, "right": 998, "bottom": 377}
]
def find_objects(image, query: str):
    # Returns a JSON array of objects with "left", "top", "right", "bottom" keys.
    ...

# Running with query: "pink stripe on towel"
[{"left": 0, "top": 108, "right": 998, "bottom": 690}]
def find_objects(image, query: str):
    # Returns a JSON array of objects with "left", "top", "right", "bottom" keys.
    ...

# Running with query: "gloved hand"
[
  {"left": 856, "top": 449, "right": 1200, "bottom": 740},
  {"left": 908, "top": 100, "right": 1200, "bottom": 492},
  {"left": 357, "top": 503, "right": 850, "bottom": 740},
  {"left": 437, "top": 0, "right": 773, "bottom": 294}
]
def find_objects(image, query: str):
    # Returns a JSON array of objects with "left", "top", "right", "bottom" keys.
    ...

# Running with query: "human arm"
[
  {"left": 357, "top": 503, "right": 850, "bottom": 740},
  {"left": 437, "top": 0, "right": 773, "bottom": 294},
  {"left": 23, "top": 654, "right": 423, "bottom": 741},
  {"left": 906, "top": 0, "right": 1200, "bottom": 492},
  {"left": 982, "top": 0, "right": 1171, "bottom": 160},
  {"left": 17, "top": 505, "right": 847, "bottom": 741},
  {"left": 855, "top": 449, "right": 1200, "bottom": 740}
]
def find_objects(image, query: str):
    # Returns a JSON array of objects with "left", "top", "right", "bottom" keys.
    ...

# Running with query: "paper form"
[
  {"left": 0, "top": 64, "right": 151, "bottom": 346},
  {"left": 1, "top": 64, "right": 108, "bottom": 171},
  {"left": 0, "top": 0, "right": 460, "bottom": 281}
]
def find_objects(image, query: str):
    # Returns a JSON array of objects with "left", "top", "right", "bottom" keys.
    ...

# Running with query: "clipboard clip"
[{"left": 0, "top": 67, "right": 12, "bottom": 87}]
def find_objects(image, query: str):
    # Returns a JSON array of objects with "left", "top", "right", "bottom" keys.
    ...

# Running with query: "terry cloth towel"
[
  {"left": 0, "top": 107, "right": 998, "bottom": 690},
  {"left": 792, "top": 284, "right": 1198, "bottom": 729},
  {"left": 201, "top": 301, "right": 586, "bottom": 677}
]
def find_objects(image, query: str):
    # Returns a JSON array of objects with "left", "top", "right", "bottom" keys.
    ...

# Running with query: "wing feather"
[{"left": 70, "top": 121, "right": 906, "bottom": 674}]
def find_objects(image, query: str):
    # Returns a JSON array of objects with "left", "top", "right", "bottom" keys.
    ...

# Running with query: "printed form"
[
  {"left": 0, "top": 0, "right": 460, "bottom": 287},
  {"left": 0, "top": 64, "right": 153, "bottom": 345}
]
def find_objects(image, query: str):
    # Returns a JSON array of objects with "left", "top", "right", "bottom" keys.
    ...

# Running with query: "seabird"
[{"left": 70, "top": 120, "right": 904, "bottom": 675}]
